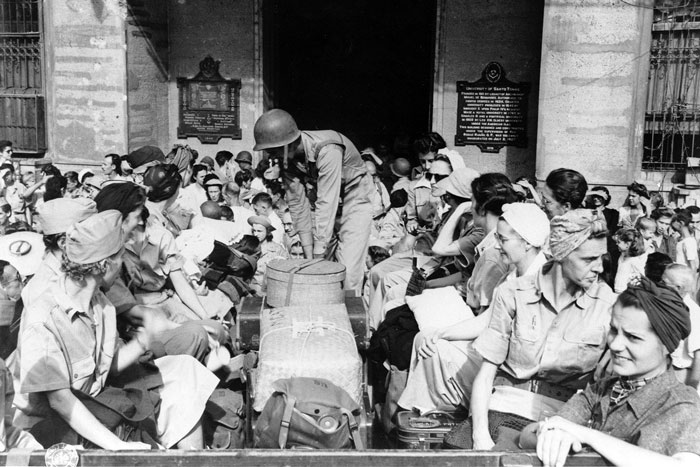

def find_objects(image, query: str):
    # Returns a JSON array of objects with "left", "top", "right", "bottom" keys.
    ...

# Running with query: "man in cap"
[
  {"left": 253, "top": 108, "right": 372, "bottom": 291},
  {"left": 126, "top": 145, "right": 165, "bottom": 183},
  {"left": 235, "top": 151, "right": 253, "bottom": 172}
]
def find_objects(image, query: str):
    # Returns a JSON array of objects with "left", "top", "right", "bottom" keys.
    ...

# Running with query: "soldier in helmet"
[{"left": 253, "top": 109, "right": 372, "bottom": 292}]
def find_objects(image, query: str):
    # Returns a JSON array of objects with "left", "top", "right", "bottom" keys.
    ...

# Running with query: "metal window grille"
[{"left": 0, "top": 0, "right": 45, "bottom": 154}]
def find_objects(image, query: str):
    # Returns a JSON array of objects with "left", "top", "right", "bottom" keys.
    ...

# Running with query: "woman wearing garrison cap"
[
  {"left": 521, "top": 277, "right": 700, "bottom": 467},
  {"left": 12, "top": 211, "right": 217, "bottom": 449}
]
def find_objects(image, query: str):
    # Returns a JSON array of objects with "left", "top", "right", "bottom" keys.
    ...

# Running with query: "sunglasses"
[{"left": 427, "top": 173, "right": 448, "bottom": 183}]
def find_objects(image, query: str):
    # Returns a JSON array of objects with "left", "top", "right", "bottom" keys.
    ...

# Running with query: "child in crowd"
[
  {"left": 614, "top": 228, "right": 647, "bottom": 293},
  {"left": 635, "top": 216, "right": 657, "bottom": 254},
  {"left": 672, "top": 210, "right": 699, "bottom": 272}
]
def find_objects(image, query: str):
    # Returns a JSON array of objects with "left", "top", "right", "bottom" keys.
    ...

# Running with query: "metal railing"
[
  {"left": 0, "top": 0, "right": 44, "bottom": 154},
  {"left": 644, "top": 1, "right": 700, "bottom": 170}
]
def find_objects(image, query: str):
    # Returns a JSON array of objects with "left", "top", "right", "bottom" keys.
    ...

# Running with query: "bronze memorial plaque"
[
  {"left": 177, "top": 56, "right": 242, "bottom": 144},
  {"left": 455, "top": 62, "right": 529, "bottom": 153}
]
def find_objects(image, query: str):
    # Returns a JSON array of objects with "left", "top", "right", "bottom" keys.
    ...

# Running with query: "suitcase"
[
  {"left": 235, "top": 294, "right": 369, "bottom": 351},
  {"left": 253, "top": 303, "right": 362, "bottom": 412},
  {"left": 395, "top": 411, "right": 468, "bottom": 450}
]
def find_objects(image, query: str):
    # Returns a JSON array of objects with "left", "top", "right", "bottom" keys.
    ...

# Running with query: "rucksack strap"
[
  {"left": 278, "top": 395, "right": 297, "bottom": 448},
  {"left": 341, "top": 408, "right": 364, "bottom": 450}
]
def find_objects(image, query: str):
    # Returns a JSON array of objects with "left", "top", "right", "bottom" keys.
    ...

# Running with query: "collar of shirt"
[
  {"left": 476, "top": 228, "right": 498, "bottom": 257},
  {"left": 614, "top": 369, "right": 682, "bottom": 419},
  {"left": 504, "top": 250, "right": 548, "bottom": 283},
  {"left": 414, "top": 176, "right": 431, "bottom": 189},
  {"left": 519, "top": 261, "right": 597, "bottom": 312},
  {"left": 50, "top": 275, "right": 95, "bottom": 320}
]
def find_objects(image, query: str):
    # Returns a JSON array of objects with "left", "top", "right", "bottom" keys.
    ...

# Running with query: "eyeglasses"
[
  {"left": 427, "top": 173, "right": 448, "bottom": 183},
  {"left": 495, "top": 233, "right": 521, "bottom": 245}
]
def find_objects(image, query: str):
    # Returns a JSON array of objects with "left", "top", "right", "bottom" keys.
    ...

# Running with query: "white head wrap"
[{"left": 501, "top": 203, "right": 550, "bottom": 248}]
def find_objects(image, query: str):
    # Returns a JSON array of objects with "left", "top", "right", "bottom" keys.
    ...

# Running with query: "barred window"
[{"left": 0, "top": 0, "right": 45, "bottom": 155}]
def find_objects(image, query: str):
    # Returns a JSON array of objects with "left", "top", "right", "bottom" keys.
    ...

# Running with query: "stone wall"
[
  {"left": 167, "top": 0, "right": 257, "bottom": 161},
  {"left": 536, "top": 0, "right": 653, "bottom": 203},
  {"left": 126, "top": 0, "right": 170, "bottom": 152},
  {"left": 434, "top": 0, "right": 544, "bottom": 179},
  {"left": 44, "top": 0, "right": 128, "bottom": 166}
]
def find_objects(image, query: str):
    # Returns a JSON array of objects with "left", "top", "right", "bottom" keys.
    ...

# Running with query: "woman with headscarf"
[
  {"left": 398, "top": 202, "right": 551, "bottom": 415},
  {"left": 520, "top": 277, "right": 700, "bottom": 467},
  {"left": 142, "top": 164, "right": 193, "bottom": 237},
  {"left": 247, "top": 215, "right": 287, "bottom": 294},
  {"left": 460, "top": 209, "right": 615, "bottom": 450}
]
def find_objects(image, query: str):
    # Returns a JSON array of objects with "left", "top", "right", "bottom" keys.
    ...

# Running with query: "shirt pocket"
[
  {"left": 69, "top": 355, "right": 96, "bottom": 391},
  {"left": 563, "top": 326, "right": 606, "bottom": 371}
]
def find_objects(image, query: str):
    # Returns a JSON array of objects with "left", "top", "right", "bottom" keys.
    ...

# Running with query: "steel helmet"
[{"left": 253, "top": 109, "right": 301, "bottom": 151}]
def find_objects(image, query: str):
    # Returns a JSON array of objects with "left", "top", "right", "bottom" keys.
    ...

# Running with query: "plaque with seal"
[
  {"left": 455, "top": 62, "right": 530, "bottom": 153},
  {"left": 177, "top": 56, "right": 242, "bottom": 144}
]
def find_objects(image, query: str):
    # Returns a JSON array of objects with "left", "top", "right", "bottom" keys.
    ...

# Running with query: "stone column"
[
  {"left": 44, "top": 0, "right": 128, "bottom": 166},
  {"left": 536, "top": 0, "right": 653, "bottom": 197}
]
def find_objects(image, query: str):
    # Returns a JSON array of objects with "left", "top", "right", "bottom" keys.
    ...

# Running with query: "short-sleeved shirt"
[
  {"left": 557, "top": 369, "right": 700, "bottom": 456},
  {"left": 672, "top": 296, "right": 700, "bottom": 369},
  {"left": 123, "top": 226, "right": 184, "bottom": 292},
  {"left": 13, "top": 278, "right": 117, "bottom": 421},
  {"left": 676, "top": 237, "right": 699, "bottom": 267},
  {"left": 465, "top": 229, "right": 512, "bottom": 311},
  {"left": 473, "top": 261, "right": 615, "bottom": 386}
]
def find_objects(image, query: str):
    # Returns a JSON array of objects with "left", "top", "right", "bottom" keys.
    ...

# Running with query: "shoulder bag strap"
[
  {"left": 278, "top": 394, "right": 297, "bottom": 448},
  {"left": 340, "top": 408, "right": 363, "bottom": 450}
]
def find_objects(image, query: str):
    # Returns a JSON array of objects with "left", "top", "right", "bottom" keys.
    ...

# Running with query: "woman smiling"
[{"left": 520, "top": 277, "right": 700, "bottom": 467}]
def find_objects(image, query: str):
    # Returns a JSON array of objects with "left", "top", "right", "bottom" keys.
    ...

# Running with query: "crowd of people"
[{"left": 0, "top": 114, "right": 699, "bottom": 465}]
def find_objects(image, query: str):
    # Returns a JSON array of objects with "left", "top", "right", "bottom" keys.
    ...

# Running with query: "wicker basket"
[
  {"left": 266, "top": 259, "right": 346, "bottom": 308},
  {"left": 253, "top": 303, "right": 362, "bottom": 412}
]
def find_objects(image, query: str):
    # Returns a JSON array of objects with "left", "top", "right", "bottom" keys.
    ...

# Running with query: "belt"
[{"left": 494, "top": 373, "right": 577, "bottom": 402}]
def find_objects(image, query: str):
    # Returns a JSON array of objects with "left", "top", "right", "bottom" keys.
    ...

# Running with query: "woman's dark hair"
[
  {"left": 234, "top": 169, "right": 253, "bottom": 187},
  {"left": 5, "top": 221, "right": 32, "bottom": 234},
  {"left": 368, "top": 245, "right": 390, "bottom": 264},
  {"left": 545, "top": 168, "right": 588, "bottom": 209},
  {"left": 614, "top": 228, "right": 645, "bottom": 257},
  {"left": 255, "top": 158, "right": 271, "bottom": 179},
  {"left": 65, "top": 171, "right": 80, "bottom": 187},
  {"left": 41, "top": 164, "right": 61, "bottom": 178},
  {"left": 390, "top": 189, "right": 408, "bottom": 209},
  {"left": 645, "top": 251, "right": 673, "bottom": 283},
  {"left": 44, "top": 175, "right": 66, "bottom": 202},
  {"left": 233, "top": 234, "right": 261, "bottom": 257},
  {"left": 412, "top": 132, "right": 446, "bottom": 155},
  {"left": 471, "top": 173, "right": 518, "bottom": 217},
  {"left": 105, "top": 153, "right": 123, "bottom": 176},
  {"left": 215, "top": 150, "right": 233, "bottom": 167},
  {"left": 94, "top": 182, "right": 147, "bottom": 218},
  {"left": 190, "top": 164, "right": 208, "bottom": 183}
]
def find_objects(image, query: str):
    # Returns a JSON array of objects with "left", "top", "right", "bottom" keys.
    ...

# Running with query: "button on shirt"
[
  {"left": 13, "top": 278, "right": 117, "bottom": 421},
  {"left": 558, "top": 370, "right": 700, "bottom": 456},
  {"left": 474, "top": 262, "right": 615, "bottom": 386}
]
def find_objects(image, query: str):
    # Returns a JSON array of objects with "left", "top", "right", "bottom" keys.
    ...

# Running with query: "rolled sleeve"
[
  {"left": 19, "top": 325, "right": 71, "bottom": 394},
  {"left": 473, "top": 286, "right": 514, "bottom": 365},
  {"left": 286, "top": 177, "right": 314, "bottom": 249}
]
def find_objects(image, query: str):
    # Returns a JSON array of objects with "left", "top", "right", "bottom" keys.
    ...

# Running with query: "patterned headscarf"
[{"left": 549, "top": 209, "right": 607, "bottom": 261}]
